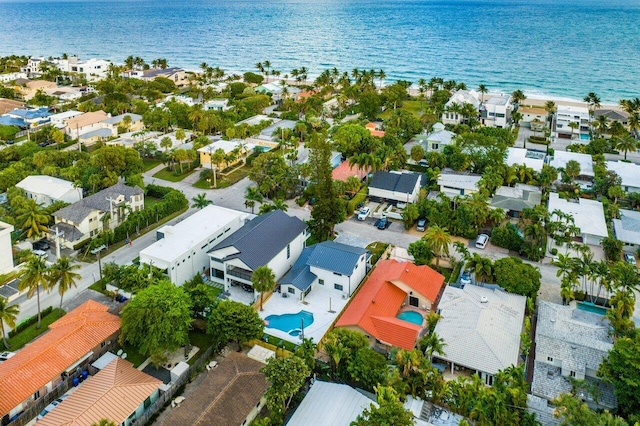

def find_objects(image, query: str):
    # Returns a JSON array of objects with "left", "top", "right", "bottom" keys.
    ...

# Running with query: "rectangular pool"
[{"left": 576, "top": 301, "right": 607, "bottom": 316}]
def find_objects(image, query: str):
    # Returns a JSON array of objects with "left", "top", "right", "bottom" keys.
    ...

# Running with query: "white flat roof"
[
  {"left": 506, "top": 148, "right": 545, "bottom": 172},
  {"left": 139, "top": 205, "right": 248, "bottom": 264},
  {"left": 548, "top": 193, "right": 607, "bottom": 238},
  {"left": 613, "top": 209, "right": 640, "bottom": 246},
  {"left": 16, "top": 175, "right": 75, "bottom": 199},
  {"left": 438, "top": 173, "right": 481, "bottom": 191},
  {"left": 550, "top": 151, "right": 594, "bottom": 177},
  {"left": 49, "top": 110, "right": 82, "bottom": 121},
  {"left": 606, "top": 160, "right": 640, "bottom": 189},
  {"left": 197, "top": 139, "right": 254, "bottom": 155}
]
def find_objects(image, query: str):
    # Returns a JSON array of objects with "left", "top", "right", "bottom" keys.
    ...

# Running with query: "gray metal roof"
[
  {"left": 280, "top": 247, "right": 316, "bottom": 291},
  {"left": 53, "top": 182, "right": 143, "bottom": 224},
  {"left": 209, "top": 210, "right": 307, "bottom": 270},
  {"left": 613, "top": 209, "right": 640, "bottom": 245},
  {"left": 50, "top": 222, "right": 84, "bottom": 242},
  {"left": 79, "top": 128, "right": 113, "bottom": 139},
  {"left": 369, "top": 171, "right": 422, "bottom": 194}
]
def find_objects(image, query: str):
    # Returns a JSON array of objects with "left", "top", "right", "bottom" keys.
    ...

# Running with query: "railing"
[{"left": 226, "top": 266, "right": 253, "bottom": 282}]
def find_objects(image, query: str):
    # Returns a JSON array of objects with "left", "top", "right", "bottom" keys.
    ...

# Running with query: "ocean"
[{"left": 0, "top": 0, "right": 638, "bottom": 102}]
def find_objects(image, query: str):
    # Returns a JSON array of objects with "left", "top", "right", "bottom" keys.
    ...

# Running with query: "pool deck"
[{"left": 259, "top": 286, "right": 350, "bottom": 345}]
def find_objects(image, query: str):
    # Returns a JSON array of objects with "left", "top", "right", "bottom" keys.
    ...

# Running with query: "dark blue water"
[{"left": 0, "top": 0, "right": 638, "bottom": 101}]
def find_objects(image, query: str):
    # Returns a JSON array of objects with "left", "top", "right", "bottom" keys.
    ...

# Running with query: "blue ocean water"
[{"left": 0, "top": 0, "right": 638, "bottom": 102}]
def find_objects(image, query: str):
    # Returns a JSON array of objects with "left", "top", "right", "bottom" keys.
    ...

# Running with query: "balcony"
[{"left": 226, "top": 265, "right": 253, "bottom": 282}]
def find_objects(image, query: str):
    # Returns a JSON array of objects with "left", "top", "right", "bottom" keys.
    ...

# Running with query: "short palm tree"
[
  {"left": 251, "top": 266, "right": 276, "bottom": 311},
  {"left": 18, "top": 254, "right": 50, "bottom": 329},
  {"left": 615, "top": 134, "right": 638, "bottom": 160},
  {"left": 0, "top": 296, "right": 20, "bottom": 349},
  {"left": 424, "top": 225, "right": 451, "bottom": 267},
  {"left": 16, "top": 199, "right": 49, "bottom": 239},
  {"left": 48, "top": 256, "right": 81, "bottom": 312},
  {"left": 419, "top": 332, "right": 446, "bottom": 360},
  {"left": 244, "top": 186, "right": 263, "bottom": 214},
  {"left": 191, "top": 193, "right": 212, "bottom": 209}
]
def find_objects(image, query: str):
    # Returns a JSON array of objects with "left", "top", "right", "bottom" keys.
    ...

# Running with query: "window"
[
  {"left": 409, "top": 296, "right": 419, "bottom": 307},
  {"left": 334, "top": 284, "right": 343, "bottom": 291},
  {"left": 432, "top": 143, "right": 439, "bottom": 151},
  {"left": 547, "top": 356, "right": 553, "bottom": 362},
  {"left": 287, "top": 244, "right": 291, "bottom": 259},
  {"left": 570, "top": 371, "right": 576, "bottom": 378},
  {"left": 318, "top": 279, "right": 324, "bottom": 285},
  {"left": 288, "top": 287, "right": 296, "bottom": 294},
  {"left": 144, "top": 396, "right": 151, "bottom": 409},
  {"left": 34, "top": 390, "right": 40, "bottom": 400},
  {"left": 333, "top": 272, "right": 342, "bottom": 276},
  {"left": 101, "top": 341, "right": 106, "bottom": 348}
]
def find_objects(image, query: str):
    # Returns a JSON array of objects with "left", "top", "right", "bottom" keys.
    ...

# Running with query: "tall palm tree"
[
  {"left": 466, "top": 253, "right": 494, "bottom": 283},
  {"left": 191, "top": 193, "right": 212, "bottom": 209},
  {"left": 18, "top": 254, "right": 50, "bottom": 329},
  {"left": 48, "top": 256, "right": 81, "bottom": 312},
  {"left": 614, "top": 134, "right": 638, "bottom": 160},
  {"left": 377, "top": 69, "right": 386, "bottom": 89},
  {"left": 251, "top": 265, "right": 276, "bottom": 311},
  {"left": 424, "top": 225, "right": 451, "bottom": 267},
  {"left": 244, "top": 186, "right": 263, "bottom": 214},
  {"left": 478, "top": 84, "right": 488, "bottom": 103},
  {"left": 16, "top": 199, "right": 49, "bottom": 239},
  {"left": 0, "top": 296, "right": 20, "bottom": 349},
  {"left": 544, "top": 100, "right": 556, "bottom": 129},
  {"left": 511, "top": 89, "right": 526, "bottom": 108}
]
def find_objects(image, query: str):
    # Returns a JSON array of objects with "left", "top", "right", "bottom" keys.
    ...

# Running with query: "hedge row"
[
  {"left": 9, "top": 306, "right": 54, "bottom": 337},
  {"left": 347, "top": 187, "right": 368, "bottom": 215}
]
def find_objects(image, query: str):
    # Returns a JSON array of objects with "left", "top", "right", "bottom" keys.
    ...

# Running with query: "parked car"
[
  {"left": 460, "top": 271, "right": 472, "bottom": 287},
  {"left": 357, "top": 206, "right": 370, "bottom": 221},
  {"left": 416, "top": 218, "right": 426, "bottom": 232},
  {"left": 475, "top": 234, "right": 489, "bottom": 249},
  {"left": 376, "top": 216, "right": 390, "bottom": 230},
  {"left": 624, "top": 252, "right": 636, "bottom": 265},
  {"left": 32, "top": 239, "right": 50, "bottom": 251},
  {"left": 37, "top": 395, "right": 68, "bottom": 420},
  {"left": 0, "top": 351, "right": 15, "bottom": 362},
  {"left": 32, "top": 249, "right": 48, "bottom": 259}
]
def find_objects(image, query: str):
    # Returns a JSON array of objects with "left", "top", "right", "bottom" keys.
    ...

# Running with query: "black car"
[
  {"left": 375, "top": 217, "right": 391, "bottom": 230},
  {"left": 32, "top": 239, "right": 50, "bottom": 251}
]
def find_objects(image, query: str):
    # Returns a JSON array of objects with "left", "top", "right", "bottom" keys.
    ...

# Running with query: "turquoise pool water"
[
  {"left": 397, "top": 311, "right": 423, "bottom": 326},
  {"left": 579, "top": 133, "right": 590, "bottom": 141},
  {"left": 265, "top": 310, "right": 314, "bottom": 336},
  {"left": 577, "top": 302, "right": 607, "bottom": 316}
]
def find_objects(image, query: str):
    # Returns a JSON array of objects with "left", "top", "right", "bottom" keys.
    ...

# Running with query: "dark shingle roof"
[
  {"left": 53, "top": 182, "right": 143, "bottom": 224},
  {"left": 209, "top": 210, "right": 307, "bottom": 270},
  {"left": 369, "top": 171, "right": 423, "bottom": 194}
]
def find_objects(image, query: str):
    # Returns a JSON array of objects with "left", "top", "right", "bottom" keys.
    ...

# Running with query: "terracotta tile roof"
[
  {"left": 331, "top": 160, "right": 370, "bottom": 182},
  {"left": 64, "top": 111, "right": 108, "bottom": 129},
  {"left": 0, "top": 300, "right": 121, "bottom": 418},
  {"left": 37, "top": 358, "right": 161, "bottom": 426},
  {"left": 336, "top": 260, "right": 445, "bottom": 350},
  {"left": 160, "top": 352, "right": 267, "bottom": 426}
]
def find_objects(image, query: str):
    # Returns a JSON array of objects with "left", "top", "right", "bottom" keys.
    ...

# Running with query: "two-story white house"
[
  {"left": 16, "top": 175, "right": 82, "bottom": 207},
  {"left": 480, "top": 95, "right": 513, "bottom": 128},
  {"left": 437, "top": 172, "right": 482, "bottom": 197},
  {"left": 441, "top": 90, "right": 480, "bottom": 125},
  {"left": 64, "top": 111, "right": 109, "bottom": 139},
  {"left": 279, "top": 241, "right": 370, "bottom": 300},
  {"left": 140, "top": 205, "right": 251, "bottom": 285},
  {"left": 51, "top": 182, "right": 144, "bottom": 249},
  {"left": 208, "top": 210, "right": 308, "bottom": 293},
  {"left": 101, "top": 113, "right": 144, "bottom": 135},
  {"left": 0, "top": 221, "right": 14, "bottom": 275},
  {"left": 555, "top": 105, "right": 590, "bottom": 140},
  {"left": 368, "top": 171, "right": 424, "bottom": 204}
]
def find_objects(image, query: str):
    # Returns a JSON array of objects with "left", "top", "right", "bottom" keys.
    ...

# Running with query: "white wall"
[
  {"left": 369, "top": 182, "right": 419, "bottom": 203},
  {"left": 0, "top": 222, "right": 14, "bottom": 274}
]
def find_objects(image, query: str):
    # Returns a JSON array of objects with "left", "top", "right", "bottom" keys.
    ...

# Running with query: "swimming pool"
[
  {"left": 397, "top": 310, "right": 423, "bottom": 326},
  {"left": 576, "top": 301, "right": 607, "bottom": 316},
  {"left": 265, "top": 310, "right": 314, "bottom": 336},
  {"left": 579, "top": 133, "right": 590, "bottom": 141}
]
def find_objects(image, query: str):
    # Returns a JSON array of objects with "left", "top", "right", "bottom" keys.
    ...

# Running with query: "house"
[
  {"left": 255, "top": 82, "right": 300, "bottom": 102},
  {"left": 612, "top": 209, "right": 640, "bottom": 251},
  {"left": 433, "top": 285, "right": 526, "bottom": 386},
  {"left": 336, "top": 260, "right": 445, "bottom": 351},
  {"left": 491, "top": 184, "right": 542, "bottom": 218},
  {"left": 506, "top": 147, "right": 545, "bottom": 172},
  {"left": 0, "top": 98, "right": 24, "bottom": 115},
  {"left": 0, "top": 72, "right": 27, "bottom": 83},
  {"left": 368, "top": 171, "right": 423, "bottom": 204},
  {"left": 531, "top": 301, "right": 617, "bottom": 410},
  {"left": 437, "top": 172, "right": 481, "bottom": 197},
  {"left": 549, "top": 151, "right": 595, "bottom": 181},
  {"left": 37, "top": 358, "right": 161, "bottom": 426},
  {"left": 21, "top": 57, "right": 46, "bottom": 76},
  {"left": 78, "top": 127, "right": 113, "bottom": 145},
  {"left": 594, "top": 108, "right": 629, "bottom": 127},
  {"left": 208, "top": 210, "right": 308, "bottom": 292},
  {"left": 101, "top": 113, "right": 144, "bottom": 135},
  {"left": 424, "top": 122, "right": 455, "bottom": 152},
  {"left": 287, "top": 381, "right": 376, "bottom": 426},
  {"left": 404, "top": 396, "right": 465, "bottom": 426},
  {"left": 203, "top": 98, "right": 231, "bottom": 111},
  {"left": 16, "top": 175, "right": 82, "bottom": 207},
  {"left": 279, "top": 241, "right": 369, "bottom": 300},
  {"left": 51, "top": 182, "right": 144, "bottom": 249},
  {"left": 159, "top": 352, "right": 267, "bottom": 426},
  {"left": 555, "top": 105, "right": 590, "bottom": 140},
  {"left": 547, "top": 193, "right": 607, "bottom": 245},
  {"left": 441, "top": 90, "right": 480, "bottom": 125},
  {"left": 0, "top": 221, "right": 14, "bottom": 274},
  {"left": 122, "top": 67, "right": 189, "bottom": 86},
  {"left": 140, "top": 205, "right": 250, "bottom": 285},
  {"left": 331, "top": 160, "right": 369, "bottom": 182},
  {"left": 49, "top": 110, "right": 83, "bottom": 127},
  {"left": 0, "top": 301, "right": 120, "bottom": 423},
  {"left": 518, "top": 106, "right": 547, "bottom": 128},
  {"left": 53, "top": 56, "right": 111, "bottom": 82},
  {"left": 3, "top": 107, "right": 51, "bottom": 128},
  {"left": 606, "top": 160, "right": 640, "bottom": 193},
  {"left": 480, "top": 95, "right": 513, "bottom": 128},
  {"left": 64, "top": 111, "right": 109, "bottom": 139},
  {"left": 197, "top": 139, "right": 254, "bottom": 169},
  {"left": 365, "top": 122, "right": 385, "bottom": 138}
]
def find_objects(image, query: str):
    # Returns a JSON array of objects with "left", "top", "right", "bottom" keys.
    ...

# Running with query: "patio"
[
  {"left": 222, "top": 285, "right": 255, "bottom": 305},
  {"left": 259, "top": 285, "right": 351, "bottom": 345}
]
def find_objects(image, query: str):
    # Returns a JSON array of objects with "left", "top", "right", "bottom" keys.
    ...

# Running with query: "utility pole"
[{"left": 90, "top": 244, "right": 107, "bottom": 280}]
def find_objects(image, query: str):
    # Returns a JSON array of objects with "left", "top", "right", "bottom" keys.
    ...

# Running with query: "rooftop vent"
[{"left": 480, "top": 296, "right": 488, "bottom": 303}]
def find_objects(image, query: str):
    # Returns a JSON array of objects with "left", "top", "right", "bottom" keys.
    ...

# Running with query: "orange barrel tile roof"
[
  {"left": 331, "top": 160, "right": 370, "bottom": 182},
  {"left": 0, "top": 300, "right": 121, "bottom": 418}
]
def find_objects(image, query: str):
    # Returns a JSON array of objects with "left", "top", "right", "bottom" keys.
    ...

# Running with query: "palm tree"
[
  {"left": 377, "top": 69, "right": 386, "bottom": 89},
  {"left": 583, "top": 92, "right": 601, "bottom": 120},
  {"left": 564, "top": 159, "right": 581, "bottom": 182},
  {"left": 0, "top": 297, "right": 19, "bottom": 349},
  {"left": 544, "top": 101, "right": 556, "bottom": 129},
  {"left": 614, "top": 134, "right": 637, "bottom": 160},
  {"left": 511, "top": 89, "right": 526, "bottom": 108},
  {"left": 48, "top": 256, "right": 80, "bottom": 312},
  {"left": 251, "top": 265, "right": 276, "bottom": 311},
  {"left": 160, "top": 136, "right": 172, "bottom": 152},
  {"left": 191, "top": 193, "right": 212, "bottom": 209},
  {"left": 244, "top": 186, "right": 263, "bottom": 214},
  {"left": 466, "top": 253, "right": 494, "bottom": 283},
  {"left": 18, "top": 254, "right": 50, "bottom": 329},
  {"left": 424, "top": 225, "right": 451, "bottom": 267},
  {"left": 16, "top": 199, "right": 49, "bottom": 239},
  {"left": 478, "top": 84, "right": 488, "bottom": 103},
  {"left": 419, "top": 332, "right": 446, "bottom": 359}
]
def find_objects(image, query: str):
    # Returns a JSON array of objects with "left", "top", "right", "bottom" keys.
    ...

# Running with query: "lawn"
[
  {"left": 7, "top": 308, "right": 65, "bottom": 350},
  {"left": 145, "top": 196, "right": 163, "bottom": 209},
  {"left": 121, "top": 344, "right": 148, "bottom": 368},
  {"left": 263, "top": 333, "right": 298, "bottom": 352},
  {"left": 153, "top": 166, "right": 197, "bottom": 182},
  {"left": 193, "top": 166, "right": 249, "bottom": 189},
  {"left": 143, "top": 158, "right": 163, "bottom": 172},
  {"left": 378, "top": 100, "right": 425, "bottom": 120},
  {"left": 188, "top": 329, "right": 214, "bottom": 365},
  {"left": 366, "top": 241, "right": 390, "bottom": 265}
]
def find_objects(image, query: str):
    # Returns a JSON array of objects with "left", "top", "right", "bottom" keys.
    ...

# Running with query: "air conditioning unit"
[{"left": 480, "top": 296, "right": 488, "bottom": 303}]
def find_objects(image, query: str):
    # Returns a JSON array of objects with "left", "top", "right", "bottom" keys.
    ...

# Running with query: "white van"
[{"left": 475, "top": 234, "right": 489, "bottom": 249}]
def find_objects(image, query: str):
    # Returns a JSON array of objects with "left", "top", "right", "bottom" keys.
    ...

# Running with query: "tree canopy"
[{"left": 207, "top": 300, "right": 264, "bottom": 347}]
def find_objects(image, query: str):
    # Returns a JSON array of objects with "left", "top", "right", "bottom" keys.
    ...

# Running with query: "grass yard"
[
  {"left": 7, "top": 308, "right": 65, "bottom": 350},
  {"left": 188, "top": 329, "right": 214, "bottom": 365},
  {"left": 120, "top": 344, "right": 147, "bottom": 368},
  {"left": 143, "top": 158, "right": 163, "bottom": 172},
  {"left": 366, "top": 242, "right": 390, "bottom": 265},
  {"left": 153, "top": 166, "right": 197, "bottom": 182},
  {"left": 263, "top": 333, "right": 298, "bottom": 352},
  {"left": 378, "top": 100, "right": 425, "bottom": 120},
  {"left": 144, "top": 196, "right": 163, "bottom": 209},
  {"left": 193, "top": 166, "right": 249, "bottom": 189}
]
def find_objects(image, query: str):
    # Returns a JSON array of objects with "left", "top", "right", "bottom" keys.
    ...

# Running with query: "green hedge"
[
  {"left": 528, "top": 136, "right": 548, "bottom": 145},
  {"left": 347, "top": 186, "right": 368, "bottom": 215},
  {"left": 9, "top": 306, "right": 54, "bottom": 337}
]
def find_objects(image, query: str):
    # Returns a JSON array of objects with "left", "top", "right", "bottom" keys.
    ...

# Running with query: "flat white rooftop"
[
  {"left": 506, "top": 148, "right": 545, "bottom": 172},
  {"left": 550, "top": 151, "right": 594, "bottom": 177},
  {"left": 140, "top": 205, "right": 249, "bottom": 263},
  {"left": 548, "top": 193, "right": 607, "bottom": 238},
  {"left": 606, "top": 160, "right": 640, "bottom": 190}
]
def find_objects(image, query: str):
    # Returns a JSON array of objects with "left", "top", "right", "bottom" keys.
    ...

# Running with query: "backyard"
[
  {"left": 153, "top": 166, "right": 197, "bottom": 182},
  {"left": 378, "top": 100, "right": 424, "bottom": 120}
]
